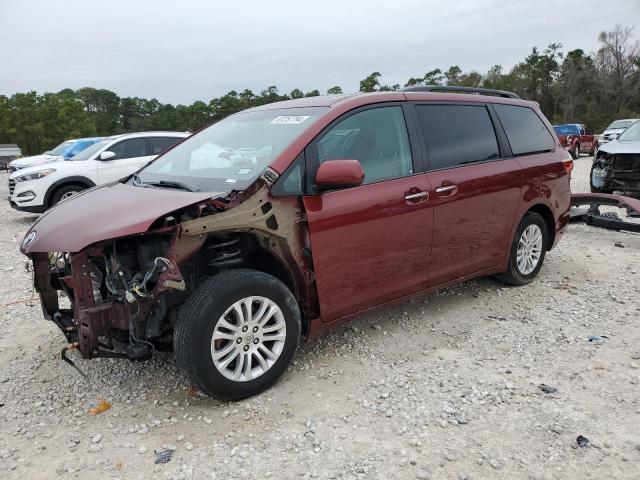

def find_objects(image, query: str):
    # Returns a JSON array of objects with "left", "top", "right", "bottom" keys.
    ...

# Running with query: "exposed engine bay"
[{"left": 28, "top": 175, "right": 316, "bottom": 370}]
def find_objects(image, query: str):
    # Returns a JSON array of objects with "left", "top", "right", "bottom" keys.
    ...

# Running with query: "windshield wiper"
[{"left": 141, "top": 179, "right": 200, "bottom": 192}]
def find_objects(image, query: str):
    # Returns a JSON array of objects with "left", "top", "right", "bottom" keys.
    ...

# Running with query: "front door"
[
  {"left": 303, "top": 105, "right": 434, "bottom": 322},
  {"left": 412, "top": 103, "right": 523, "bottom": 286},
  {"left": 97, "top": 137, "right": 154, "bottom": 183}
]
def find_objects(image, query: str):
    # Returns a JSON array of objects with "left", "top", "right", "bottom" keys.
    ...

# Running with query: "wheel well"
[
  {"left": 527, "top": 204, "right": 556, "bottom": 249},
  {"left": 45, "top": 177, "right": 95, "bottom": 207},
  {"left": 198, "top": 232, "right": 309, "bottom": 333}
]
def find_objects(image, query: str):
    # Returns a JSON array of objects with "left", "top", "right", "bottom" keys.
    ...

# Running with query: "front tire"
[
  {"left": 174, "top": 269, "right": 301, "bottom": 401},
  {"left": 496, "top": 212, "right": 548, "bottom": 286},
  {"left": 50, "top": 183, "right": 84, "bottom": 207}
]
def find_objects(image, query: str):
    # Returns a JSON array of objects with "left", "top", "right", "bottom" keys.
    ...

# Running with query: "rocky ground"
[{"left": 0, "top": 156, "right": 638, "bottom": 480}]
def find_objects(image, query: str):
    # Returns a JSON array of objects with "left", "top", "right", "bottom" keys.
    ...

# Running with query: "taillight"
[{"left": 563, "top": 158, "right": 574, "bottom": 175}]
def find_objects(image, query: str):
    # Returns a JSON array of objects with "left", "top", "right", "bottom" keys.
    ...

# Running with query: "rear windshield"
[{"left": 553, "top": 125, "right": 579, "bottom": 135}]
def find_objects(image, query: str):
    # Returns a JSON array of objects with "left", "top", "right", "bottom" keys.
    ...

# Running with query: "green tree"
[
  {"left": 360, "top": 72, "right": 381, "bottom": 92},
  {"left": 326, "top": 86, "right": 343, "bottom": 95}
]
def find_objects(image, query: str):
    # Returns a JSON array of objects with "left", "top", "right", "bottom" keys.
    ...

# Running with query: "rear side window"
[
  {"left": 150, "top": 137, "right": 182, "bottom": 155},
  {"left": 109, "top": 138, "right": 148, "bottom": 160},
  {"left": 494, "top": 104, "right": 555, "bottom": 156},
  {"left": 415, "top": 104, "right": 500, "bottom": 170}
]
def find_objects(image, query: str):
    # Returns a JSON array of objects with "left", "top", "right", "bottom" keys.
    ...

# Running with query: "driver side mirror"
[
  {"left": 99, "top": 151, "right": 116, "bottom": 161},
  {"left": 315, "top": 159, "right": 365, "bottom": 190}
]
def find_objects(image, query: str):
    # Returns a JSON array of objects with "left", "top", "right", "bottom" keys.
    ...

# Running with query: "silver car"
[{"left": 597, "top": 118, "right": 639, "bottom": 147}]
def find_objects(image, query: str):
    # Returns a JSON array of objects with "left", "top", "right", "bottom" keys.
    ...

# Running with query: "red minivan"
[{"left": 21, "top": 86, "right": 572, "bottom": 400}]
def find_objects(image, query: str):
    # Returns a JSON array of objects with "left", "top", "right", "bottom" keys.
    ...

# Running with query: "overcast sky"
[{"left": 0, "top": 0, "right": 638, "bottom": 104}]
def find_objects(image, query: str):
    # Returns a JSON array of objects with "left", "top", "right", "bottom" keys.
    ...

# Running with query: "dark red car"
[
  {"left": 553, "top": 123, "right": 598, "bottom": 159},
  {"left": 21, "top": 87, "right": 572, "bottom": 400}
]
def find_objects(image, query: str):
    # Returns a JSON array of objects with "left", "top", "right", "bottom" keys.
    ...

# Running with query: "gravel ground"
[{"left": 0, "top": 156, "right": 639, "bottom": 480}]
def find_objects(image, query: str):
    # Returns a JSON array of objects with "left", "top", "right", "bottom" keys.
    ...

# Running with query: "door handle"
[
  {"left": 435, "top": 184, "right": 457, "bottom": 195},
  {"left": 404, "top": 191, "right": 429, "bottom": 201}
]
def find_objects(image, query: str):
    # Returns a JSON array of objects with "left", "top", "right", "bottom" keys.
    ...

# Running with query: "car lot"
[{"left": 0, "top": 156, "right": 638, "bottom": 479}]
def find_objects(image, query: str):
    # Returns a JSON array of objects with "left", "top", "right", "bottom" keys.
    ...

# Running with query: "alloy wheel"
[
  {"left": 516, "top": 224, "right": 543, "bottom": 275},
  {"left": 211, "top": 296, "right": 287, "bottom": 382},
  {"left": 60, "top": 190, "right": 78, "bottom": 201}
]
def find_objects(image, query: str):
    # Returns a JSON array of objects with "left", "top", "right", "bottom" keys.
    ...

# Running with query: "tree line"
[{"left": 1, "top": 25, "right": 638, "bottom": 156}]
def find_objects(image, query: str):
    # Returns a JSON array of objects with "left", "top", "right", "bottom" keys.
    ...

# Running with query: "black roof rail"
[{"left": 401, "top": 85, "right": 520, "bottom": 99}]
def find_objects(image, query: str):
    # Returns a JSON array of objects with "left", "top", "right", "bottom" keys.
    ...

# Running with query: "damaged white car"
[{"left": 591, "top": 120, "right": 640, "bottom": 194}]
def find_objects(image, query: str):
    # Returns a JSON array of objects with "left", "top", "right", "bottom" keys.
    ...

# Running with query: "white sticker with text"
[{"left": 270, "top": 115, "right": 310, "bottom": 125}]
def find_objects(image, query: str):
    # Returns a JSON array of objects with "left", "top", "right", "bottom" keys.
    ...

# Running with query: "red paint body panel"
[
  {"left": 315, "top": 159, "right": 365, "bottom": 188},
  {"left": 303, "top": 173, "right": 434, "bottom": 322},
  {"left": 425, "top": 159, "right": 523, "bottom": 286},
  {"left": 514, "top": 149, "right": 572, "bottom": 250},
  {"left": 22, "top": 183, "right": 221, "bottom": 253}
]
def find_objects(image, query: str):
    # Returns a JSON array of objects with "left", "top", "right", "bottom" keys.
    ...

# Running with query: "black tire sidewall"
[
  {"left": 507, "top": 212, "right": 548, "bottom": 284},
  {"left": 181, "top": 270, "right": 300, "bottom": 400},
  {"left": 51, "top": 184, "right": 84, "bottom": 206}
]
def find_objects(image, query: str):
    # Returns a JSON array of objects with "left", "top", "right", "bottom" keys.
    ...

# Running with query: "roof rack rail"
[{"left": 401, "top": 85, "right": 520, "bottom": 99}]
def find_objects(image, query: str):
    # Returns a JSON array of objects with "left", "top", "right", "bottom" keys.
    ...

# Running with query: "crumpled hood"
[
  {"left": 10, "top": 154, "right": 59, "bottom": 169},
  {"left": 21, "top": 183, "right": 226, "bottom": 254},
  {"left": 599, "top": 139, "right": 640, "bottom": 154}
]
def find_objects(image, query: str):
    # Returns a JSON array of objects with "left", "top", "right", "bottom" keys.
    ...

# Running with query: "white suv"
[{"left": 8, "top": 131, "right": 189, "bottom": 213}]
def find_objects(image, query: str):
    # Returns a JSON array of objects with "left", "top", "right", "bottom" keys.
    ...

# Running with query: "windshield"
[
  {"left": 618, "top": 121, "right": 640, "bottom": 141},
  {"left": 46, "top": 140, "right": 75, "bottom": 155},
  {"left": 71, "top": 138, "right": 113, "bottom": 161},
  {"left": 553, "top": 125, "right": 579, "bottom": 135},
  {"left": 607, "top": 120, "right": 635, "bottom": 130},
  {"left": 137, "top": 107, "right": 328, "bottom": 191}
]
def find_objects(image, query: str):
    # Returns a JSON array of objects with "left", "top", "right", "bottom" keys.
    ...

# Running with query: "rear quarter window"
[{"left": 494, "top": 104, "right": 555, "bottom": 156}]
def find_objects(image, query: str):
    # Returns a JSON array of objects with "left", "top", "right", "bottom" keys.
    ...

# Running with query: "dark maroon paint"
[
  {"left": 24, "top": 183, "right": 222, "bottom": 253},
  {"left": 23, "top": 90, "right": 572, "bottom": 343}
]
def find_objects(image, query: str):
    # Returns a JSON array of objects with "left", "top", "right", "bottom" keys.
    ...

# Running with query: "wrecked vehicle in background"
[
  {"left": 21, "top": 88, "right": 572, "bottom": 400},
  {"left": 591, "top": 120, "right": 640, "bottom": 194}
]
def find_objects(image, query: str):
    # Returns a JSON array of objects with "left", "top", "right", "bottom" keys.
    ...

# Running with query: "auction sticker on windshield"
[{"left": 270, "top": 116, "right": 310, "bottom": 125}]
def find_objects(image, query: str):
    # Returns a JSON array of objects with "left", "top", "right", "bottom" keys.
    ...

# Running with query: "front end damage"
[
  {"left": 591, "top": 151, "right": 640, "bottom": 193},
  {"left": 26, "top": 175, "right": 316, "bottom": 366}
]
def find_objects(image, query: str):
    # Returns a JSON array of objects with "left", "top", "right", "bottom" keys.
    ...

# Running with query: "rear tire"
[
  {"left": 496, "top": 212, "right": 548, "bottom": 286},
  {"left": 50, "top": 183, "right": 84, "bottom": 207},
  {"left": 174, "top": 269, "right": 301, "bottom": 401}
]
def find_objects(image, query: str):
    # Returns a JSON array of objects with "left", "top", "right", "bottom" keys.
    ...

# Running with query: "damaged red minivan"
[{"left": 21, "top": 87, "right": 572, "bottom": 400}]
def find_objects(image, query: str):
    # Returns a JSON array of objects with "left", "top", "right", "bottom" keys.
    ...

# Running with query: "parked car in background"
[
  {"left": 597, "top": 118, "right": 639, "bottom": 147},
  {"left": 553, "top": 123, "right": 597, "bottom": 159},
  {"left": 591, "top": 120, "right": 640, "bottom": 193},
  {"left": 0, "top": 144, "right": 22, "bottom": 171},
  {"left": 8, "top": 137, "right": 103, "bottom": 172},
  {"left": 20, "top": 87, "right": 572, "bottom": 400},
  {"left": 8, "top": 131, "right": 189, "bottom": 213}
]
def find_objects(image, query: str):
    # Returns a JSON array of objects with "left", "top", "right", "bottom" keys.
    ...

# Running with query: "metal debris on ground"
[
  {"left": 570, "top": 193, "right": 640, "bottom": 233},
  {"left": 588, "top": 335, "right": 609, "bottom": 344},
  {"left": 88, "top": 398, "right": 112, "bottom": 415},
  {"left": 538, "top": 384, "right": 557, "bottom": 394},
  {"left": 576, "top": 435, "right": 590, "bottom": 448},
  {"left": 614, "top": 242, "right": 625, "bottom": 248},
  {"left": 154, "top": 449, "right": 174, "bottom": 464}
]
